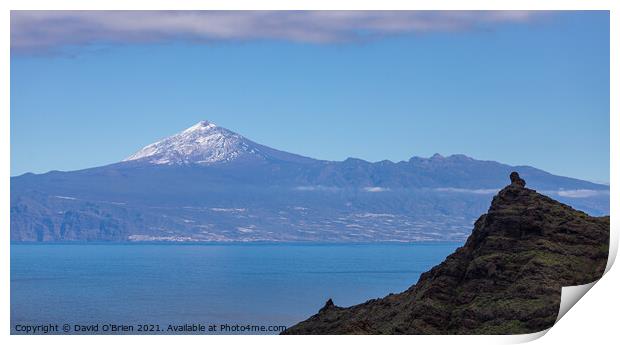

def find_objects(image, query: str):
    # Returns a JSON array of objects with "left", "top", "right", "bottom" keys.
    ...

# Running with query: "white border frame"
[{"left": 2, "top": 1, "right": 617, "bottom": 344}]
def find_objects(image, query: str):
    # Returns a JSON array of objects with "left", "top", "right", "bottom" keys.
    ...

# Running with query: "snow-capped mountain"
[
  {"left": 11, "top": 120, "right": 609, "bottom": 242},
  {"left": 123, "top": 120, "right": 263, "bottom": 165},
  {"left": 123, "top": 120, "right": 315, "bottom": 165}
]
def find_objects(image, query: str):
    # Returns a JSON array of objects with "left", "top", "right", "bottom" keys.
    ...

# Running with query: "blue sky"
[{"left": 11, "top": 11, "right": 609, "bottom": 183}]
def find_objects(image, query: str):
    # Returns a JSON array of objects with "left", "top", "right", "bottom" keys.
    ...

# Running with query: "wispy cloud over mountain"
[
  {"left": 363, "top": 187, "right": 390, "bottom": 193},
  {"left": 546, "top": 189, "right": 610, "bottom": 198},
  {"left": 434, "top": 187, "right": 500, "bottom": 195},
  {"left": 11, "top": 10, "right": 543, "bottom": 55},
  {"left": 433, "top": 187, "right": 611, "bottom": 199}
]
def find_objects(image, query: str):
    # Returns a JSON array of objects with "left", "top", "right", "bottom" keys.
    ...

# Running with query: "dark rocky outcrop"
[
  {"left": 283, "top": 172, "right": 609, "bottom": 335},
  {"left": 510, "top": 171, "right": 526, "bottom": 187}
]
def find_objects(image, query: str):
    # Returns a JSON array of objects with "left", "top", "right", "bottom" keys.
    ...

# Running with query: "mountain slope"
[
  {"left": 282, "top": 173, "right": 609, "bottom": 334},
  {"left": 123, "top": 120, "right": 317, "bottom": 165},
  {"left": 10, "top": 121, "right": 610, "bottom": 242}
]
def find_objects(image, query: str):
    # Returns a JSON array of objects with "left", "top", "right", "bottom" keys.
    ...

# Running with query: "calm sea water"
[{"left": 11, "top": 242, "right": 460, "bottom": 334}]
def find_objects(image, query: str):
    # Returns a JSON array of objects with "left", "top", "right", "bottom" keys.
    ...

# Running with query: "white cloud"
[
  {"left": 549, "top": 189, "right": 609, "bottom": 198},
  {"left": 54, "top": 195, "right": 77, "bottom": 200},
  {"left": 11, "top": 11, "right": 543, "bottom": 54},
  {"left": 434, "top": 187, "right": 499, "bottom": 195},
  {"left": 294, "top": 185, "right": 340, "bottom": 192},
  {"left": 433, "top": 187, "right": 609, "bottom": 198},
  {"left": 363, "top": 187, "right": 390, "bottom": 192}
]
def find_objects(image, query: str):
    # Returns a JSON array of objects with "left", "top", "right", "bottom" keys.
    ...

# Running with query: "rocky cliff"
[{"left": 283, "top": 173, "right": 609, "bottom": 334}]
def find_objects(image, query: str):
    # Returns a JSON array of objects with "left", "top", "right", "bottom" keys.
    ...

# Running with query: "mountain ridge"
[
  {"left": 13, "top": 121, "right": 606, "bottom": 189},
  {"left": 10, "top": 121, "right": 609, "bottom": 242}
]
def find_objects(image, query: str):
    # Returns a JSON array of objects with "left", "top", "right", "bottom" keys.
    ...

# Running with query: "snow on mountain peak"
[
  {"left": 184, "top": 120, "right": 217, "bottom": 133},
  {"left": 122, "top": 120, "right": 262, "bottom": 165}
]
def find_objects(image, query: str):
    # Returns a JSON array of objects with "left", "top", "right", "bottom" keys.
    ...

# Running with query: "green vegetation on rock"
[{"left": 282, "top": 173, "right": 609, "bottom": 335}]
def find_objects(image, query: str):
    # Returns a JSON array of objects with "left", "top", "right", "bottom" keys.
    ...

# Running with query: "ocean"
[{"left": 11, "top": 242, "right": 461, "bottom": 334}]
